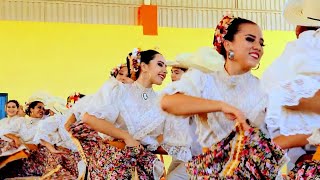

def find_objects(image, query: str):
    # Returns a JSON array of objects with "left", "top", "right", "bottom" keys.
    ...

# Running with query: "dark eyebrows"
[
  {"left": 246, "top": 34, "right": 264, "bottom": 43},
  {"left": 158, "top": 60, "right": 167, "bottom": 67}
]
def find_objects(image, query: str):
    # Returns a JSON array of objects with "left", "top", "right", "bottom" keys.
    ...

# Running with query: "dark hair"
[
  {"left": 136, "top": 50, "right": 161, "bottom": 79},
  {"left": 179, "top": 67, "right": 188, "bottom": 72},
  {"left": 220, "top": 18, "right": 256, "bottom": 59},
  {"left": 6, "top": 100, "right": 19, "bottom": 108},
  {"left": 127, "top": 49, "right": 160, "bottom": 79},
  {"left": 25, "top": 101, "right": 43, "bottom": 116},
  {"left": 172, "top": 66, "right": 188, "bottom": 72},
  {"left": 126, "top": 52, "right": 133, "bottom": 78},
  {"left": 296, "top": 25, "right": 320, "bottom": 37}
]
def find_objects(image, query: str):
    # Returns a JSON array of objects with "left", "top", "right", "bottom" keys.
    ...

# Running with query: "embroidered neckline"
[
  {"left": 219, "top": 68, "right": 252, "bottom": 87},
  {"left": 133, "top": 81, "right": 154, "bottom": 100}
]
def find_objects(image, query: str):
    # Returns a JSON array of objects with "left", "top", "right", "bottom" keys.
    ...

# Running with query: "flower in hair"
[
  {"left": 110, "top": 63, "right": 126, "bottom": 78},
  {"left": 129, "top": 48, "right": 141, "bottom": 73},
  {"left": 66, "top": 92, "right": 82, "bottom": 108},
  {"left": 213, "top": 14, "right": 235, "bottom": 54}
]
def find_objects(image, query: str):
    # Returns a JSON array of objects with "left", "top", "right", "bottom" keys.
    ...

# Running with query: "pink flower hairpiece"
[
  {"left": 110, "top": 63, "right": 126, "bottom": 78},
  {"left": 213, "top": 14, "right": 235, "bottom": 54},
  {"left": 129, "top": 48, "right": 141, "bottom": 76}
]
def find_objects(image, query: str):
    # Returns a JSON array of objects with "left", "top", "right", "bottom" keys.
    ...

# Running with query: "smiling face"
[
  {"left": 171, "top": 67, "right": 186, "bottom": 82},
  {"left": 224, "top": 23, "right": 264, "bottom": 70},
  {"left": 6, "top": 102, "right": 18, "bottom": 117},
  {"left": 30, "top": 102, "right": 45, "bottom": 119},
  {"left": 141, "top": 54, "right": 167, "bottom": 85},
  {"left": 116, "top": 66, "right": 134, "bottom": 84}
]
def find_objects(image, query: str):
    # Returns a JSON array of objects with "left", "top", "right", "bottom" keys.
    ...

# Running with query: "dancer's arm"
[
  {"left": 285, "top": 90, "right": 320, "bottom": 114},
  {"left": 273, "top": 134, "right": 311, "bottom": 149},
  {"left": 82, "top": 113, "right": 140, "bottom": 147},
  {"left": 161, "top": 93, "right": 249, "bottom": 129}
]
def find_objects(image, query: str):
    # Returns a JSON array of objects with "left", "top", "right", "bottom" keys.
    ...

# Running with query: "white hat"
[
  {"left": 27, "top": 91, "right": 52, "bottom": 105},
  {"left": 45, "top": 101, "right": 68, "bottom": 115},
  {"left": 178, "top": 47, "right": 225, "bottom": 73},
  {"left": 284, "top": 0, "right": 320, "bottom": 27},
  {"left": 28, "top": 91, "right": 67, "bottom": 115},
  {"left": 167, "top": 53, "right": 192, "bottom": 69}
]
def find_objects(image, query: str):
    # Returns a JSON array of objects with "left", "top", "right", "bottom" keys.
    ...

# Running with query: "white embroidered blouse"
[
  {"left": 33, "top": 113, "right": 78, "bottom": 152},
  {"left": 73, "top": 79, "right": 165, "bottom": 149},
  {"left": 162, "top": 67, "right": 267, "bottom": 148},
  {"left": 0, "top": 116, "right": 42, "bottom": 144},
  {"left": 72, "top": 78, "right": 166, "bottom": 179},
  {"left": 261, "top": 29, "right": 320, "bottom": 143}
]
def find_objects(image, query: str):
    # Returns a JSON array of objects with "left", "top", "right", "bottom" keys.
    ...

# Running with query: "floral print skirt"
[
  {"left": 287, "top": 160, "right": 320, "bottom": 179},
  {"left": 0, "top": 143, "right": 80, "bottom": 179},
  {"left": 69, "top": 121, "right": 163, "bottom": 180},
  {"left": 186, "top": 127, "right": 286, "bottom": 180}
]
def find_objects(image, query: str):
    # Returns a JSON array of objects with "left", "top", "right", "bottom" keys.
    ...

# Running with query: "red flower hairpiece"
[
  {"left": 110, "top": 63, "right": 126, "bottom": 78},
  {"left": 213, "top": 14, "right": 235, "bottom": 54},
  {"left": 66, "top": 92, "right": 82, "bottom": 108},
  {"left": 128, "top": 48, "right": 141, "bottom": 81}
]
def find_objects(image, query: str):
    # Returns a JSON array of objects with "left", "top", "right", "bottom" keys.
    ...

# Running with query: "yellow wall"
[{"left": 0, "top": 21, "right": 295, "bottom": 103}]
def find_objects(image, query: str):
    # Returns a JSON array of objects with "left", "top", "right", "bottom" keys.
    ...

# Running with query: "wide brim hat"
[
  {"left": 284, "top": 0, "right": 320, "bottom": 27},
  {"left": 167, "top": 53, "right": 192, "bottom": 69}
]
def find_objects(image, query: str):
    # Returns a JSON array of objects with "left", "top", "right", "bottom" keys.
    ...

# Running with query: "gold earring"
[{"left": 252, "top": 63, "right": 260, "bottom": 70}]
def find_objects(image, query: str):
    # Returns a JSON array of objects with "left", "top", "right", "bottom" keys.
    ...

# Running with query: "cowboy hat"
[
  {"left": 284, "top": 0, "right": 320, "bottom": 27},
  {"left": 167, "top": 53, "right": 192, "bottom": 69},
  {"left": 178, "top": 47, "right": 225, "bottom": 73}
]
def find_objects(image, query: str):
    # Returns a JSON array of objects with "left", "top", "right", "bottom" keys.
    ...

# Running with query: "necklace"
[
  {"left": 134, "top": 82, "right": 153, "bottom": 101},
  {"left": 141, "top": 92, "right": 148, "bottom": 100}
]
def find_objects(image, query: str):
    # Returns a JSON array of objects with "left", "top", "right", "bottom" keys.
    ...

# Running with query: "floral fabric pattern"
[
  {"left": 287, "top": 160, "right": 320, "bottom": 180},
  {"left": 0, "top": 144, "right": 80, "bottom": 179},
  {"left": 0, "top": 139, "right": 20, "bottom": 156},
  {"left": 186, "top": 127, "right": 286, "bottom": 180},
  {"left": 213, "top": 14, "right": 235, "bottom": 54},
  {"left": 70, "top": 121, "right": 162, "bottom": 180}
]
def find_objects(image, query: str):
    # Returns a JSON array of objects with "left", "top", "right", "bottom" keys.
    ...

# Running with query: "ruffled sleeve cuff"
[
  {"left": 308, "top": 129, "right": 320, "bottom": 145},
  {"left": 265, "top": 75, "right": 320, "bottom": 135},
  {"left": 161, "top": 143, "right": 192, "bottom": 162}
]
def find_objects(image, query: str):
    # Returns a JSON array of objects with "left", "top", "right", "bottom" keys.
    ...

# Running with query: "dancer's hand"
[
  {"left": 124, "top": 135, "right": 141, "bottom": 148},
  {"left": 5, "top": 134, "right": 23, "bottom": 148},
  {"left": 65, "top": 114, "right": 76, "bottom": 131},
  {"left": 220, "top": 102, "right": 250, "bottom": 130},
  {"left": 12, "top": 137, "right": 23, "bottom": 148},
  {"left": 50, "top": 148, "right": 69, "bottom": 154},
  {"left": 82, "top": 112, "right": 92, "bottom": 122}
]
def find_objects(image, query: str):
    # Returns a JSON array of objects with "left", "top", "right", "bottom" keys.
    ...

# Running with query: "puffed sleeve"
[
  {"left": 33, "top": 116, "right": 60, "bottom": 145},
  {"left": 72, "top": 78, "right": 121, "bottom": 124},
  {"left": 0, "top": 117, "right": 24, "bottom": 137},
  {"left": 158, "top": 69, "right": 210, "bottom": 162},
  {"left": 161, "top": 68, "right": 208, "bottom": 98}
]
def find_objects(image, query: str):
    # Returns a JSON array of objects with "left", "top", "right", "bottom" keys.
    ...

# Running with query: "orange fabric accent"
[
  {"left": 312, "top": 145, "right": 320, "bottom": 161},
  {"left": 0, "top": 150, "right": 29, "bottom": 169},
  {"left": 202, "top": 147, "right": 210, "bottom": 153},
  {"left": 26, "top": 144, "right": 38, "bottom": 151},
  {"left": 138, "top": 5, "right": 158, "bottom": 35}
]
